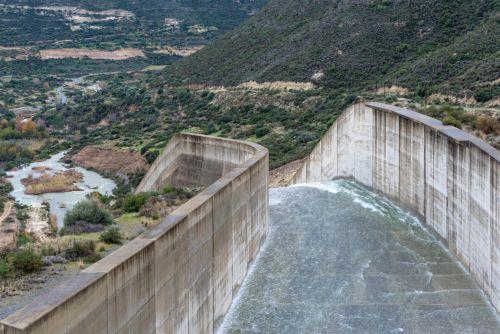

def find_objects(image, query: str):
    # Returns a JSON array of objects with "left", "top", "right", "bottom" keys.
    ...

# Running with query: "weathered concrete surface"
[
  {"left": 0, "top": 133, "right": 269, "bottom": 334},
  {"left": 291, "top": 102, "right": 500, "bottom": 313}
]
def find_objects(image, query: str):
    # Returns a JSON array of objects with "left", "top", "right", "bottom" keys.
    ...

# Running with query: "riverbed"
[{"left": 7, "top": 151, "right": 116, "bottom": 227}]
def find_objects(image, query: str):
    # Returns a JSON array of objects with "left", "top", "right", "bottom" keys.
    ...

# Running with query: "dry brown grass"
[
  {"left": 153, "top": 45, "right": 204, "bottom": 57},
  {"left": 374, "top": 85, "right": 410, "bottom": 95},
  {"left": 21, "top": 169, "right": 83, "bottom": 195},
  {"left": 71, "top": 146, "right": 148, "bottom": 176},
  {"left": 32, "top": 166, "right": 52, "bottom": 172},
  {"left": 39, "top": 48, "right": 145, "bottom": 60},
  {"left": 238, "top": 81, "right": 315, "bottom": 91},
  {"left": 427, "top": 93, "right": 477, "bottom": 106},
  {"left": 476, "top": 116, "right": 500, "bottom": 135}
]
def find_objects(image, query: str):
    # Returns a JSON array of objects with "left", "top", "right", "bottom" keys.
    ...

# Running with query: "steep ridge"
[{"left": 166, "top": 0, "right": 499, "bottom": 97}]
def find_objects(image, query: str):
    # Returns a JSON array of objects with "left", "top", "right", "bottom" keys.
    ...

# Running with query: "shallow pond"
[{"left": 7, "top": 151, "right": 116, "bottom": 228}]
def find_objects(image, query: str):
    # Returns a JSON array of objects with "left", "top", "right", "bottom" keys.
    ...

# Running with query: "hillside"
[
  {"left": 0, "top": 0, "right": 267, "bottom": 113},
  {"left": 0, "top": 0, "right": 266, "bottom": 78},
  {"left": 166, "top": 0, "right": 499, "bottom": 98}
]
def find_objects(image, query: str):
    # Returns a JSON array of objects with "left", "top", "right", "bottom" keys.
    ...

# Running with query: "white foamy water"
[{"left": 219, "top": 180, "right": 500, "bottom": 333}]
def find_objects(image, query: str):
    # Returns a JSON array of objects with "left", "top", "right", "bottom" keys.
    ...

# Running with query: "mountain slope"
[{"left": 166, "top": 0, "right": 499, "bottom": 96}]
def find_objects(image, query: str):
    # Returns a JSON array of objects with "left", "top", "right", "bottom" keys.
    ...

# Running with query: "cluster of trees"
[
  {"left": 0, "top": 117, "right": 43, "bottom": 140},
  {"left": 0, "top": 111, "right": 50, "bottom": 169}
]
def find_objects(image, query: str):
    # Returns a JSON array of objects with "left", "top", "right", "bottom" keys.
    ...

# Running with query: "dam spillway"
[
  {"left": 1, "top": 103, "right": 498, "bottom": 333},
  {"left": 219, "top": 181, "right": 500, "bottom": 333}
]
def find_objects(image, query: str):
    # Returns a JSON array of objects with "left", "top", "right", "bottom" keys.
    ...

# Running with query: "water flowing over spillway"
[{"left": 219, "top": 180, "right": 500, "bottom": 333}]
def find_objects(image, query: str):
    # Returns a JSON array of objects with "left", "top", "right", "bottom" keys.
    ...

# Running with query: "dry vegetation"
[
  {"left": 237, "top": 81, "right": 315, "bottom": 91},
  {"left": 153, "top": 46, "right": 204, "bottom": 57},
  {"left": 39, "top": 48, "right": 145, "bottom": 60},
  {"left": 21, "top": 169, "right": 83, "bottom": 195},
  {"left": 71, "top": 146, "right": 148, "bottom": 176}
]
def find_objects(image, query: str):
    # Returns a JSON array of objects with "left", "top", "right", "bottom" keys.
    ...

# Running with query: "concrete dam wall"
[
  {"left": 1, "top": 133, "right": 269, "bottom": 333},
  {"left": 291, "top": 102, "right": 500, "bottom": 313}
]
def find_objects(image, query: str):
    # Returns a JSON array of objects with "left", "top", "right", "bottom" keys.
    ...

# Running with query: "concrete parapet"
[
  {"left": 0, "top": 133, "right": 269, "bottom": 334},
  {"left": 291, "top": 102, "right": 500, "bottom": 313}
]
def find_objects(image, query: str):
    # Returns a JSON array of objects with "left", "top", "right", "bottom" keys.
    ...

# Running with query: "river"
[{"left": 6, "top": 151, "right": 116, "bottom": 228}]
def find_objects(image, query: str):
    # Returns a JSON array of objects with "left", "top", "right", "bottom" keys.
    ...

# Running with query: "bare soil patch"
[
  {"left": 0, "top": 202, "right": 17, "bottom": 254},
  {"left": 39, "top": 48, "right": 145, "bottom": 60}
]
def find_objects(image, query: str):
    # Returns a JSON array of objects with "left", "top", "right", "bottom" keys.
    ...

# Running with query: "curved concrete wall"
[
  {"left": 1, "top": 133, "right": 269, "bottom": 334},
  {"left": 291, "top": 102, "right": 500, "bottom": 313}
]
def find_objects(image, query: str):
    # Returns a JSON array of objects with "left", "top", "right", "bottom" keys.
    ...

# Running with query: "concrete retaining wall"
[
  {"left": 291, "top": 102, "right": 500, "bottom": 313},
  {"left": 1, "top": 133, "right": 269, "bottom": 334}
]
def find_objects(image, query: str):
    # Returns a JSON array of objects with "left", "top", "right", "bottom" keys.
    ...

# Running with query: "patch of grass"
[
  {"left": 418, "top": 105, "right": 475, "bottom": 128},
  {"left": 16, "top": 233, "right": 35, "bottom": 247},
  {"left": 64, "top": 240, "right": 97, "bottom": 261},
  {"left": 476, "top": 116, "right": 500, "bottom": 134},
  {"left": 442, "top": 116, "right": 462, "bottom": 128},
  {"left": 99, "top": 227, "right": 123, "bottom": 244},
  {"left": 10, "top": 248, "right": 44, "bottom": 274},
  {"left": 0, "top": 257, "right": 15, "bottom": 279}
]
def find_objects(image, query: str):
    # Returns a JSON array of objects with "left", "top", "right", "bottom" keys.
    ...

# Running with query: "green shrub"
[
  {"left": 442, "top": 116, "right": 462, "bottom": 128},
  {"left": 41, "top": 244, "right": 56, "bottom": 256},
  {"left": 11, "top": 249, "right": 44, "bottom": 273},
  {"left": 0, "top": 257, "right": 14, "bottom": 279},
  {"left": 63, "top": 200, "right": 113, "bottom": 227},
  {"left": 83, "top": 253, "right": 102, "bottom": 264},
  {"left": 64, "top": 240, "right": 96, "bottom": 261},
  {"left": 123, "top": 193, "right": 149, "bottom": 212},
  {"left": 395, "top": 43, "right": 409, "bottom": 53},
  {"left": 474, "top": 87, "right": 496, "bottom": 103},
  {"left": 254, "top": 125, "right": 270, "bottom": 138},
  {"left": 16, "top": 233, "right": 34, "bottom": 247},
  {"left": 344, "top": 94, "right": 358, "bottom": 105},
  {"left": 99, "top": 227, "right": 123, "bottom": 244},
  {"left": 161, "top": 186, "right": 174, "bottom": 195}
]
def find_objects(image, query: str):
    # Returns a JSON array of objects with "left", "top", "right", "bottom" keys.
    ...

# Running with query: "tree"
[{"left": 21, "top": 119, "right": 37, "bottom": 135}]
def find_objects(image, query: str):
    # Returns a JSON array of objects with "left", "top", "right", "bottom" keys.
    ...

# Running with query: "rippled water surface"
[
  {"left": 219, "top": 180, "right": 499, "bottom": 334},
  {"left": 7, "top": 151, "right": 116, "bottom": 227}
]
